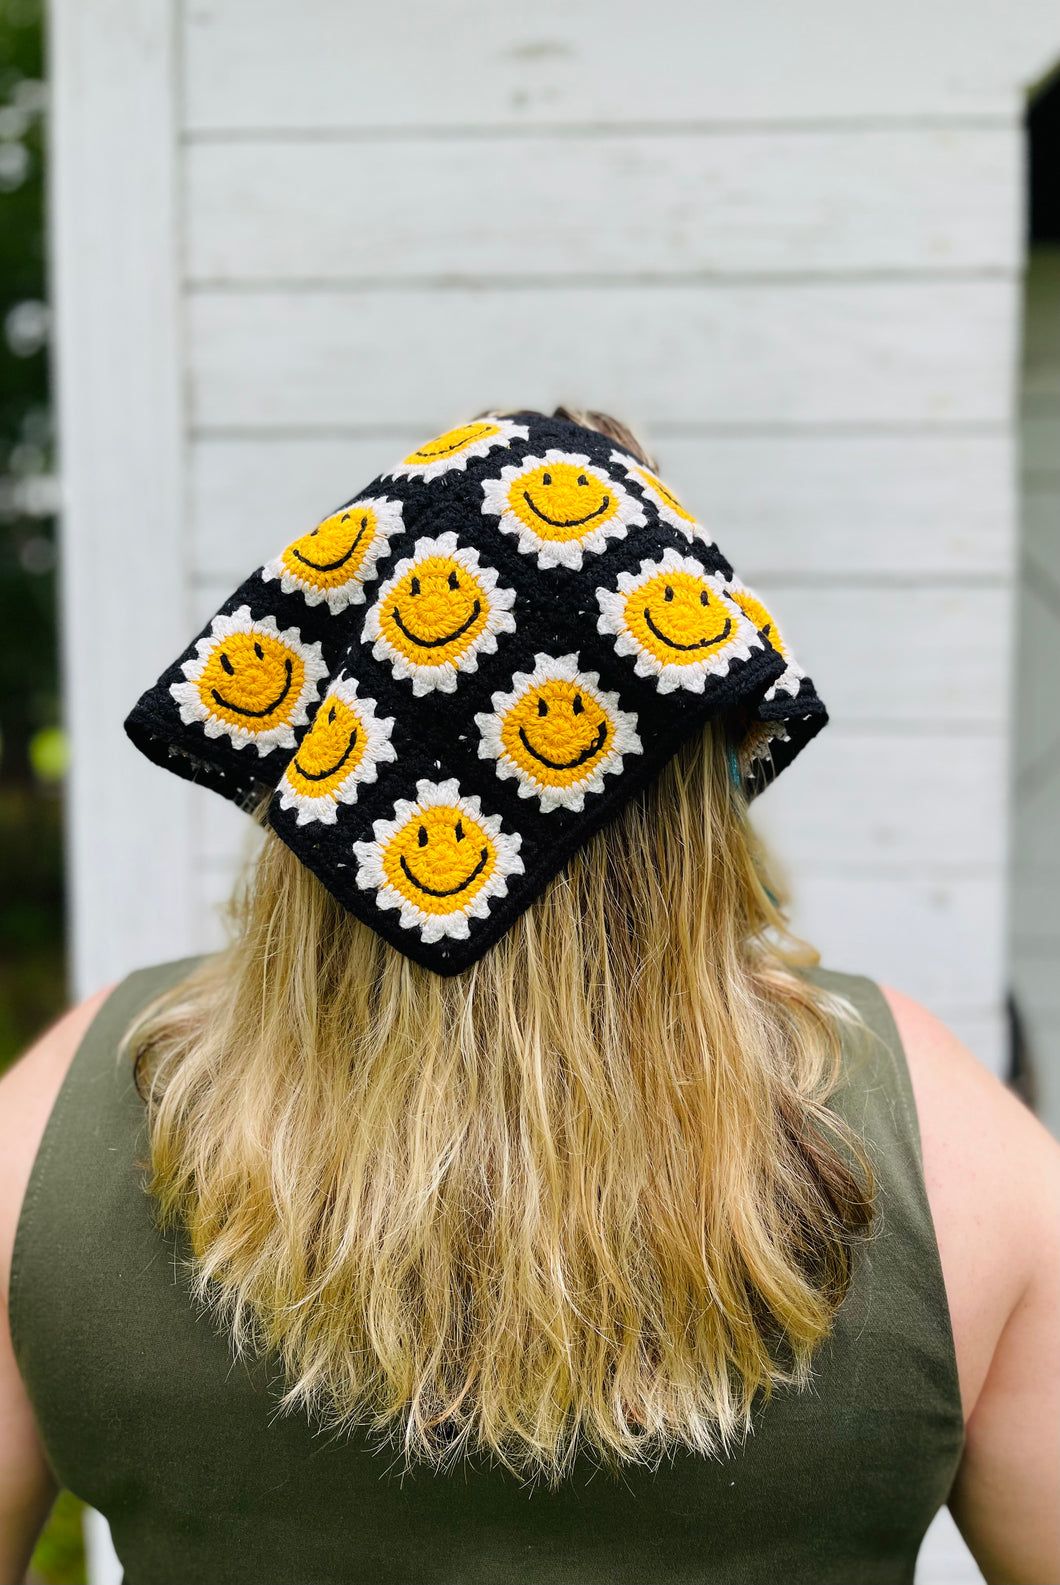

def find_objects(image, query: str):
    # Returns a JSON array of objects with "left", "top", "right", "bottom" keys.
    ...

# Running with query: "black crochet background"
[{"left": 125, "top": 413, "right": 827, "bottom": 973}]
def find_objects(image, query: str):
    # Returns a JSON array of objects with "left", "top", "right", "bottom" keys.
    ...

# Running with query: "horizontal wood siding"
[
  {"left": 188, "top": 281, "right": 1017, "bottom": 429},
  {"left": 182, "top": 0, "right": 1060, "bottom": 127},
  {"left": 186, "top": 128, "right": 1021, "bottom": 280}
]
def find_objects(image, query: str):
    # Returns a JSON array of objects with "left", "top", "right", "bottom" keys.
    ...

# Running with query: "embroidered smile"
[
  {"left": 400, "top": 849, "right": 490, "bottom": 897},
  {"left": 293, "top": 515, "right": 369, "bottom": 572},
  {"left": 212, "top": 656, "right": 293, "bottom": 717},
  {"left": 524, "top": 492, "right": 611, "bottom": 529},
  {"left": 518, "top": 721, "right": 607, "bottom": 770},
  {"left": 414, "top": 435, "right": 484, "bottom": 460},
  {"left": 391, "top": 601, "right": 482, "bottom": 648},
  {"left": 642, "top": 612, "right": 732, "bottom": 652},
  {"left": 293, "top": 729, "right": 358, "bottom": 782}
]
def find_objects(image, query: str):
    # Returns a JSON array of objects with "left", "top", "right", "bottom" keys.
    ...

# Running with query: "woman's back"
[{"left": 8, "top": 958, "right": 963, "bottom": 1585}]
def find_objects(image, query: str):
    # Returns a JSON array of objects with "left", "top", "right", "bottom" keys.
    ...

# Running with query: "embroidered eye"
[
  {"left": 537, "top": 696, "right": 548, "bottom": 716},
  {"left": 410, "top": 576, "right": 421, "bottom": 596},
  {"left": 454, "top": 820, "right": 465, "bottom": 842},
  {"left": 328, "top": 704, "right": 337, "bottom": 724},
  {"left": 664, "top": 586, "right": 674, "bottom": 602},
  {"left": 542, "top": 472, "right": 552, "bottom": 485},
  {"left": 577, "top": 475, "right": 588, "bottom": 486},
  {"left": 448, "top": 569, "right": 460, "bottom": 590},
  {"left": 254, "top": 642, "right": 265, "bottom": 659},
  {"left": 700, "top": 590, "right": 709, "bottom": 606},
  {"left": 418, "top": 824, "right": 428, "bottom": 847},
  {"left": 572, "top": 693, "right": 584, "bottom": 715},
  {"left": 219, "top": 652, "right": 234, "bottom": 676}
]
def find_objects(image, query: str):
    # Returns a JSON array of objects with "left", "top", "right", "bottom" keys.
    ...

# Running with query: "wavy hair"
[{"left": 128, "top": 413, "right": 874, "bottom": 1486}]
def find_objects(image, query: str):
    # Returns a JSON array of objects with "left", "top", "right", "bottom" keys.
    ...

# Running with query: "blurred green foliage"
[
  {"left": 0, "top": 0, "right": 65, "bottom": 1046},
  {"left": 0, "top": 0, "right": 58, "bottom": 789},
  {"left": 0, "top": 783, "right": 63, "bottom": 1065},
  {"left": 1, "top": 0, "right": 82, "bottom": 1579},
  {"left": 27, "top": 1491, "right": 85, "bottom": 1585}
]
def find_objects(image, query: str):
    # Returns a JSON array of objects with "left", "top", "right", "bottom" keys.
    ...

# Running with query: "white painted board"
[
  {"left": 789, "top": 871, "right": 1007, "bottom": 1014},
  {"left": 189, "top": 280, "right": 1018, "bottom": 430},
  {"left": 186, "top": 127, "right": 1020, "bottom": 282},
  {"left": 751, "top": 731, "right": 1007, "bottom": 870},
  {"left": 751, "top": 583, "right": 1011, "bottom": 727},
  {"left": 182, "top": 0, "right": 1060, "bottom": 129}
]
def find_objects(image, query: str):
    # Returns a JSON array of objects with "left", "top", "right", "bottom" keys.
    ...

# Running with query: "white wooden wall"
[{"left": 51, "top": 0, "right": 1060, "bottom": 1080}]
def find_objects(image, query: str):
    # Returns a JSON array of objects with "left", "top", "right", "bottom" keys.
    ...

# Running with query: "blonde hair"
[{"left": 129, "top": 722, "right": 872, "bottom": 1485}]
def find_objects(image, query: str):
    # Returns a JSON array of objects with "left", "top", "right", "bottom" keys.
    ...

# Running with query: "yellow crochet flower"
[
  {"left": 262, "top": 496, "right": 404, "bottom": 614},
  {"left": 169, "top": 606, "right": 327, "bottom": 755},
  {"left": 596, "top": 551, "right": 762, "bottom": 695},
  {"left": 725, "top": 581, "right": 805, "bottom": 701},
  {"left": 610, "top": 450, "right": 712, "bottom": 544},
  {"left": 277, "top": 676, "right": 396, "bottom": 826},
  {"left": 354, "top": 779, "right": 524, "bottom": 943},
  {"left": 481, "top": 450, "right": 645, "bottom": 570},
  {"left": 362, "top": 532, "right": 516, "bottom": 696},
  {"left": 476, "top": 653, "right": 642, "bottom": 813},
  {"left": 388, "top": 416, "right": 529, "bottom": 482}
]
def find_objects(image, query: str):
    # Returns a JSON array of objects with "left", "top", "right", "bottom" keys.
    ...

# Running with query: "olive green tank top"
[{"left": 10, "top": 961, "right": 963, "bottom": 1585}]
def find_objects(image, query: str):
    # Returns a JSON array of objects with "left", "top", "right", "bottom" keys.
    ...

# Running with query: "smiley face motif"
[
  {"left": 262, "top": 496, "right": 404, "bottom": 614},
  {"left": 481, "top": 450, "right": 646, "bottom": 570},
  {"left": 353, "top": 779, "right": 524, "bottom": 943},
  {"left": 362, "top": 532, "right": 516, "bottom": 696},
  {"left": 596, "top": 550, "right": 762, "bottom": 694},
  {"left": 169, "top": 606, "right": 327, "bottom": 755},
  {"left": 724, "top": 581, "right": 804, "bottom": 700},
  {"left": 388, "top": 416, "right": 529, "bottom": 482},
  {"left": 475, "top": 654, "right": 642, "bottom": 813},
  {"left": 610, "top": 451, "right": 711, "bottom": 545},
  {"left": 276, "top": 676, "right": 396, "bottom": 825}
]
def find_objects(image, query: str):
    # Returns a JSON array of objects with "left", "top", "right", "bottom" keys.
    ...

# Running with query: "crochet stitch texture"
[{"left": 126, "top": 412, "right": 827, "bottom": 973}]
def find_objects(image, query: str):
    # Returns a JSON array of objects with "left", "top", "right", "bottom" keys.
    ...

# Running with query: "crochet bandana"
[{"left": 126, "top": 413, "right": 826, "bottom": 974}]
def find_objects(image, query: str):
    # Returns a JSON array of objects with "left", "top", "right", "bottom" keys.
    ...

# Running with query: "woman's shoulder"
[
  {"left": 0, "top": 987, "right": 114, "bottom": 1309},
  {"left": 881, "top": 985, "right": 1059, "bottom": 1422}
]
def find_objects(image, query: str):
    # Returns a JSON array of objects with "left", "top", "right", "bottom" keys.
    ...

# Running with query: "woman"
[{"left": 0, "top": 409, "right": 1056, "bottom": 1585}]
